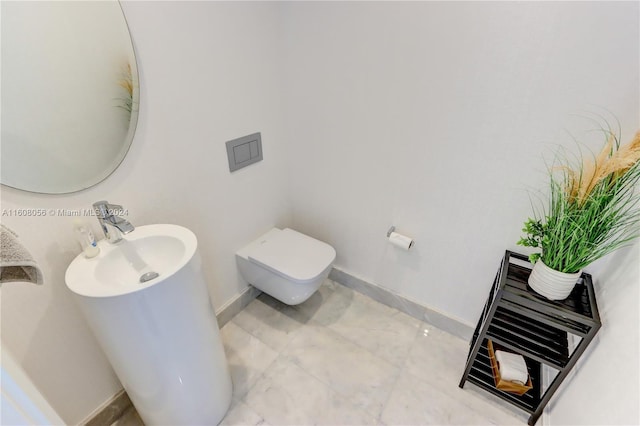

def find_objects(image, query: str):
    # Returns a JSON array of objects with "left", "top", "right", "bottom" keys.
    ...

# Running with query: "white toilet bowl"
[{"left": 236, "top": 228, "right": 336, "bottom": 305}]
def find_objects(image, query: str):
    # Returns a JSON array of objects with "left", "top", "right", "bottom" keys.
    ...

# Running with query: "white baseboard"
[
  {"left": 215, "top": 285, "right": 261, "bottom": 327},
  {"left": 329, "top": 267, "right": 474, "bottom": 341}
]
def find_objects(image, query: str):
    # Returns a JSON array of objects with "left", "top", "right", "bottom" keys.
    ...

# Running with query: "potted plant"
[{"left": 518, "top": 127, "right": 640, "bottom": 300}]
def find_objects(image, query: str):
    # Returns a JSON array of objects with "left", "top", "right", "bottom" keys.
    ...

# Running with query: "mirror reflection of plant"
[
  {"left": 117, "top": 63, "right": 134, "bottom": 114},
  {"left": 518, "top": 126, "right": 640, "bottom": 273}
]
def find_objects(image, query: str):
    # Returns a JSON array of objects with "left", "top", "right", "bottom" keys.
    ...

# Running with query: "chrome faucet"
[{"left": 93, "top": 200, "right": 135, "bottom": 243}]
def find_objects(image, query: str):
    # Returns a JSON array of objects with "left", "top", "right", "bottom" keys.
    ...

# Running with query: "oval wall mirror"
[{"left": 1, "top": 0, "right": 139, "bottom": 194}]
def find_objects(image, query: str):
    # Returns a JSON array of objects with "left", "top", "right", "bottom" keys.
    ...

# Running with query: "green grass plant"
[{"left": 518, "top": 128, "right": 640, "bottom": 273}]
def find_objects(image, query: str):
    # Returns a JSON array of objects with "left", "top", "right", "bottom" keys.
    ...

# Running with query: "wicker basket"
[{"left": 487, "top": 339, "right": 533, "bottom": 396}]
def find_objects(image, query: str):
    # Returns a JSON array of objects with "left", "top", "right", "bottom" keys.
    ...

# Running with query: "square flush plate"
[{"left": 225, "top": 132, "right": 263, "bottom": 172}]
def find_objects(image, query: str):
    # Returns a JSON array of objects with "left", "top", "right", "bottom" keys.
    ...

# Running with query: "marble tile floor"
[
  {"left": 110, "top": 407, "right": 144, "bottom": 426},
  {"left": 113, "top": 280, "right": 528, "bottom": 425}
]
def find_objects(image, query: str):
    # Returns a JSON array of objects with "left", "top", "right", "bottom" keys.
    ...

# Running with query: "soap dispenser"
[{"left": 73, "top": 220, "right": 100, "bottom": 258}]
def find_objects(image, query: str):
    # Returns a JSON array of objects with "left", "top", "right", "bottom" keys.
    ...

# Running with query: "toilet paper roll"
[{"left": 388, "top": 231, "right": 414, "bottom": 250}]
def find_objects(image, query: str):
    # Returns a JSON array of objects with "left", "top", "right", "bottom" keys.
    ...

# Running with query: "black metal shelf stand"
[{"left": 459, "top": 251, "right": 601, "bottom": 425}]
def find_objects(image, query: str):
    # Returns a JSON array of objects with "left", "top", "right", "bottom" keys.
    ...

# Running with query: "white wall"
[
  {"left": 549, "top": 243, "right": 639, "bottom": 425},
  {"left": 1, "top": 2, "right": 288, "bottom": 423},
  {"left": 282, "top": 1, "right": 639, "bottom": 325}
]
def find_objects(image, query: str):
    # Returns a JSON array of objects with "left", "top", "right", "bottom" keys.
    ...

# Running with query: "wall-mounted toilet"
[{"left": 236, "top": 228, "right": 336, "bottom": 305}]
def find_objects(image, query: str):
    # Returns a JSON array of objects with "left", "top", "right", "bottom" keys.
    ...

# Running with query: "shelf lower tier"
[
  {"left": 488, "top": 305, "right": 569, "bottom": 369},
  {"left": 466, "top": 339, "right": 542, "bottom": 413}
]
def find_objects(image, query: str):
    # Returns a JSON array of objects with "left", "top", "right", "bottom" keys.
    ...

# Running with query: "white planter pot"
[{"left": 528, "top": 260, "right": 582, "bottom": 300}]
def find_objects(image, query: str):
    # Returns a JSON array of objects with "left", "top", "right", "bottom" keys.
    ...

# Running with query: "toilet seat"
[{"left": 246, "top": 228, "right": 336, "bottom": 284}]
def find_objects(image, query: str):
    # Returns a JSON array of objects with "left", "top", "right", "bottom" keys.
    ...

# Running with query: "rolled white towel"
[
  {"left": 0, "top": 224, "right": 43, "bottom": 285},
  {"left": 495, "top": 350, "right": 528, "bottom": 385}
]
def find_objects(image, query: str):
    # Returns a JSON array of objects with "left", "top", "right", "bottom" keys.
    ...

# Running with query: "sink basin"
[
  {"left": 65, "top": 224, "right": 232, "bottom": 425},
  {"left": 66, "top": 224, "right": 195, "bottom": 297}
]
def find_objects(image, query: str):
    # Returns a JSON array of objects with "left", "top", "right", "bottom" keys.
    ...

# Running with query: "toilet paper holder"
[
  {"left": 387, "top": 226, "right": 396, "bottom": 237},
  {"left": 386, "top": 226, "right": 415, "bottom": 250}
]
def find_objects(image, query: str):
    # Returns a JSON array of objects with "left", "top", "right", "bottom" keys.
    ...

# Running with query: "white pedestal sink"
[{"left": 65, "top": 224, "right": 232, "bottom": 425}]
